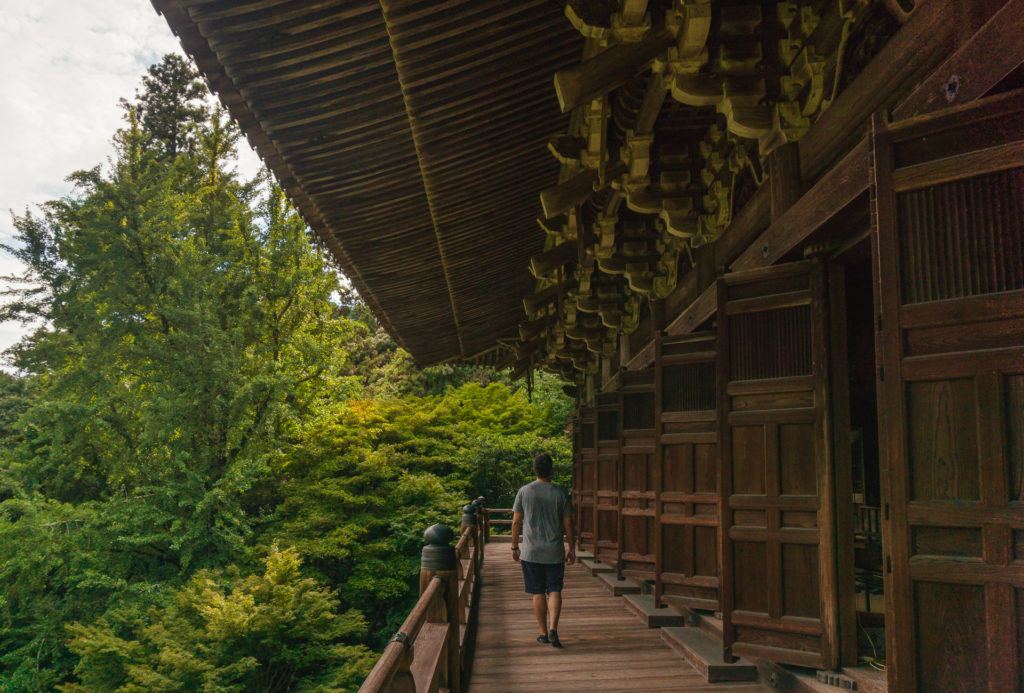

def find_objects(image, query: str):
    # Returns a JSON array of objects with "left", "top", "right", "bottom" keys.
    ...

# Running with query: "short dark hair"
[{"left": 533, "top": 453, "right": 553, "bottom": 478}]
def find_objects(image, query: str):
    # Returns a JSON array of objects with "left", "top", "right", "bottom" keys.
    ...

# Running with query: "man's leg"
[
  {"left": 532, "top": 594, "right": 548, "bottom": 636},
  {"left": 545, "top": 563, "right": 567, "bottom": 647},
  {"left": 547, "top": 590, "right": 562, "bottom": 631}
]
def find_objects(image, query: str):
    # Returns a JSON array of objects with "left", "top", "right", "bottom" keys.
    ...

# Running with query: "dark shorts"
[{"left": 521, "top": 560, "right": 565, "bottom": 594}]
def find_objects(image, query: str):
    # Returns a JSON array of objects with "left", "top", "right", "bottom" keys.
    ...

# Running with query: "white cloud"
[{"left": 0, "top": 0, "right": 264, "bottom": 357}]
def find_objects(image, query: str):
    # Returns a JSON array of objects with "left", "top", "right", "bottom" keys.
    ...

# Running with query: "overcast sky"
[{"left": 0, "top": 0, "right": 263, "bottom": 357}]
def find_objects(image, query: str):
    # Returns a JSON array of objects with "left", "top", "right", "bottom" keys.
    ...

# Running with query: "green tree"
[
  {"left": 0, "top": 53, "right": 572, "bottom": 691},
  {"left": 63, "top": 546, "right": 374, "bottom": 692},
  {"left": 0, "top": 56, "right": 364, "bottom": 689},
  {"left": 130, "top": 53, "right": 209, "bottom": 158}
]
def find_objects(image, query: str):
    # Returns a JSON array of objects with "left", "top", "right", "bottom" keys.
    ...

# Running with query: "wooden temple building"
[{"left": 154, "top": 0, "right": 1024, "bottom": 691}]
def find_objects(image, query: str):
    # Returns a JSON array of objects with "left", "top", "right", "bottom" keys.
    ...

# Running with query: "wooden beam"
[
  {"left": 530, "top": 242, "right": 578, "bottom": 277},
  {"left": 767, "top": 142, "right": 802, "bottom": 221},
  {"left": 634, "top": 72, "right": 668, "bottom": 135},
  {"left": 798, "top": 0, "right": 957, "bottom": 181},
  {"left": 664, "top": 283, "right": 717, "bottom": 336},
  {"left": 519, "top": 316, "right": 553, "bottom": 341},
  {"left": 729, "top": 0, "right": 1024, "bottom": 276},
  {"left": 625, "top": 338, "right": 656, "bottom": 371},
  {"left": 713, "top": 183, "right": 772, "bottom": 269},
  {"left": 540, "top": 169, "right": 599, "bottom": 219},
  {"left": 553, "top": 28, "right": 675, "bottom": 113},
  {"left": 547, "top": 134, "right": 587, "bottom": 163},
  {"left": 522, "top": 280, "right": 572, "bottom": 316},
  {"left": 892, "top": 0, "right": 1024, "bottom": 119},
  {"left": 731, "top": 139, "right": 869, "bottom": 272}
]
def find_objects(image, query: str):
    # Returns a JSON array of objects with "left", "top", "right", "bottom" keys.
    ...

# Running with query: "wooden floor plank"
[{"left": 467, "top": 547, "right": 770, "bottom": 692}]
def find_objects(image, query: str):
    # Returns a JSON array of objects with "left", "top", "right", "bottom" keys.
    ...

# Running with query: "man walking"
[{"left": 511, "top": 453, "right": 575, "bottom": 648}]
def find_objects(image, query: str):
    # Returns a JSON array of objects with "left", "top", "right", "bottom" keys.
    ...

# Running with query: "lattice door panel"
[
  {"left": 717, "top": 261, "right": 850, "bottom": 670},
  {"left": 872, "top": 89, "right": 1024, "bottom": 693},
  {"left": 620, "top": 372, "right": 656, "bottom": 579},
  {"left": 656, "top": 332, "right": 720, "bottom": 611},
  {"left": 595, "top": 394, "right": 621, "bottom": 565},
  {"left": 575, "top": 408, "right": 597, "bottom": 552}
]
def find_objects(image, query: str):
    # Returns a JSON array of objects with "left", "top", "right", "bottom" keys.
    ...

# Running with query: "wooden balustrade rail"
[
  {"left": 359, "top": 500, "right": 487, "bottom": 693},
  {"left": 483, "top": 507, "right": 513, "bottom": 541}
]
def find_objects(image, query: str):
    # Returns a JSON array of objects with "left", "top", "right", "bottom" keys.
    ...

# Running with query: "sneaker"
[
  {"left": 536, "top": 634, "right": 549, "bottom": 644},
  {"left": 548, "top": 630, "right": 562, "bottom": 648}
]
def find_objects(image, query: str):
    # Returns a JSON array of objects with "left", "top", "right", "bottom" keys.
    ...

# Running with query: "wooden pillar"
[
  {"left": 420, "top": 524, "right": 461, "bottom": 693},
  {"left": 767, "top": 141, "right": 802, "bottom": 222},
  {"left": 652, "top": 330, "right": 665, "bottom": 608}
]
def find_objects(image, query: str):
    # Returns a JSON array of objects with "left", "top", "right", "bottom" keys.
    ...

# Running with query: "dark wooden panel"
[
  {"left": 779, "top": 423, "right": 816, "bottom": 496},
  {"left": 598, "top": 410, "right": 619, "bottom": 441},
  {"left": 728, "top": 306, "right": 812, "bottom": 381},
  {"left": 913, "top": 582, "right": 988, "bottom": 693},
  {"left": 733, "top": 542, "right": 768, "bottom": 613},
  {"left": 623, "top": 392, "right": 655, "bottom": 430},
  {"left": 873, "top": 91, "right": 1024, "bottom": 692},
  {"left": 662, "top": 362, "right": 716, "bottom": 412},
  {"left": 731, "top": 427, "right": 765, "bottom": 495},
  {"left": 782, "top": 544, "right": 820, "bottom": 619},
  {"left": 1008, "top": 375, "right": 1024, "bottom": 502},
  {"left": 655, "top": 332, "right": 720, "bottom": 611},
  {"left": 574, "top": 407, "right": 597, "bottom": 552},
  {"left": 906, "top": 379, "right": 980, "bottom": 501},
  {"left": 718, "top": 260, "right": 849, "bottom": 670},
  {"left": 897, "top": 168, "right": 1024, "bottom": 304},
  {"left": 620, "top": 374, "right": 655, "bottom": 579}
]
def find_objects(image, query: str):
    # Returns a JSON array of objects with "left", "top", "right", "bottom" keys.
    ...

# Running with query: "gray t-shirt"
[{"left": 513, "top": 480, "right": 571, "bottom": 564}]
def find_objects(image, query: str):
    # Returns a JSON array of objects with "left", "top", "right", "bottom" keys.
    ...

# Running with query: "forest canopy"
[{"left": 0, "top": 55, "right": 571, "bottom": 692}]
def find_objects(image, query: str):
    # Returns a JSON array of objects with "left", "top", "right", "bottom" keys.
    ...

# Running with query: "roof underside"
[{"left": 154, "top": 0, "right": 579, "bottom": 364}]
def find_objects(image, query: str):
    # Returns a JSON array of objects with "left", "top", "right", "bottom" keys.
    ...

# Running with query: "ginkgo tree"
[{"left": 0, "top": 55, "right": 571, "bottom": 692}]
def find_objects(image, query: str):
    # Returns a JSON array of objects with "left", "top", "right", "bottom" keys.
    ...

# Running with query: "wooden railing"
[
  {"left": 483, "top": 507, "right": 513, "bottom": 540},
  {"left": 359, "top": 499, "right": 486, "bottom": 693}
]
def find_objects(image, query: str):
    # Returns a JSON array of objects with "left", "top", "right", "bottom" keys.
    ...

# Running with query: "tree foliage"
[{"left": 0, "top": 55, "right": 571, "bottom": 691}]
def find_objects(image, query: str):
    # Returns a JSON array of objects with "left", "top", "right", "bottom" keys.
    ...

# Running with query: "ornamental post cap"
[
  {"left": 421, "top": 523, "right": 457, "bottom": 571},
  {"left": 423, "top": 523, "right": 455, "bottom": 546}
]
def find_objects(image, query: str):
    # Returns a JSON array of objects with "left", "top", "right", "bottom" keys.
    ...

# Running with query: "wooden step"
[
  {"left": 576, "top": 550, "right": 595, "bottom": 561},
  {"left": 580, "top": 558, "right": 614, "bottom": 575},
  {"left": 622, "top": 594, "right": 685, "bottom": 628},
  {"left": 757, "top": 661, "right": 842, "bottom": 693},
  {"left": 661, "top": 627, "right": 758, "bottom": 683},
  {"left": 683, "top": 608, "right": 723, "bottom": 640},
  {"left": 597, "top": 572, "right": 641, "bottom": 596},
  {"left": 841, "top": 665, "right": 887, "bottom": 693}
]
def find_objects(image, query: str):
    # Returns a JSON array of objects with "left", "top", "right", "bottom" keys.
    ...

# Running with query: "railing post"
[
  {"left": 460, "top": 505, "right": 478, "bottom": 628},
  {"left": 473, "top": 497, "right": 487, "bottom": 555},
  {"left": 476, "top": 496, "right": 490, "bottom": 544},
  {"left": 421, "top": 523, "right": 461, "bottom": 693}
]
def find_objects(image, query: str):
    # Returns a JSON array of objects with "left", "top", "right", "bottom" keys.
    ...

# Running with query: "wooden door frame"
[
  {"left": 716, "top": 259, "right": 855, "bottom": 669},
  {"left": 871, "top": 89, "right": 1024, "bottom": 693}
]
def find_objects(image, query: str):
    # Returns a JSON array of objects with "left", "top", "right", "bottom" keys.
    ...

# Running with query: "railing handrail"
[{"left": 359, "top": 498, "right": 487, "bottom": 693}]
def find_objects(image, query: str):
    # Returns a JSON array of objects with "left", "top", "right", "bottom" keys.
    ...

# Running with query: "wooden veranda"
[
  {"left": 467, "top": 537, "right": 769, "bottom": 693},
  {"left": 360, "top": 506, "right": 787, "bottom": 693}
]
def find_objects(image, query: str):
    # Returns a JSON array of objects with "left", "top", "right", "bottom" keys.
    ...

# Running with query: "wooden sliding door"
[
  {"left": 656, "top": 331, "right": 720, "bottom": 611},
  {"left": 575, "top": 407, "right": 597, "bottom": 553},
  {"left": 872, "top": 89, "right": 1024, "bottom": 693},
  {"left": 594, "top": 393, "right": 621, "bottom": 565},
  {"left": 717, "top": 260, "right": 852, "bottom": 669},
  {"left": 619, "top": 371, "right": 656, "bottom": 580}
]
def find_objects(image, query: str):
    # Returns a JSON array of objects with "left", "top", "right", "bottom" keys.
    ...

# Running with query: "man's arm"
[
  {"left": 563, "top": 514, "right": 576, "bottom": 565},
  {"left": 511, "top": 511, "right": 524, "bottom": 563}
]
